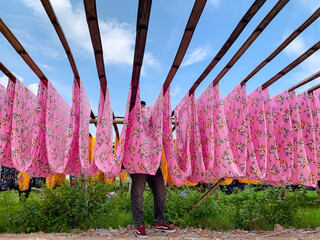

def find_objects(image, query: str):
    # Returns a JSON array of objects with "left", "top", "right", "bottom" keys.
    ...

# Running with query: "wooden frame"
[
  {"left": 241, "top": 6, "right": 320, "bottom": 86},
  {"left": 188, "top": 0, "right": 266, "bottom": 95},
  {"left": 288, "top": 71, "right": 320, "bottom": 92},
  {"left": 261, "top": 41, "right": 320, "bottom": 90}
]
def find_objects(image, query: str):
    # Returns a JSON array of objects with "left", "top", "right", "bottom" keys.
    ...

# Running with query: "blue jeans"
[{"left": 130, "top": 168, "right": 166, "bottom": 227}]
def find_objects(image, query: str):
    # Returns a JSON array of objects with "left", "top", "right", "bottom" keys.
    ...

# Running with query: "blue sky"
[{"left": 0, "top": 0, "right": 319, "bottom": 136}]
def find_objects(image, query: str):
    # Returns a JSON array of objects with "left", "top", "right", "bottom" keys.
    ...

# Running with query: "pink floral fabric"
[
  {"left": 18, "top": 81, "right": 55, "bottom": 177},
  {"left": 288, "top": 92, "right": 314, "bottom": 187},
  {"left": 10, "top": 80, "right": 54, "bottom": 177},
  {"left": 174, "top": 92, "right": 211, "bottom": 183},
  {"left": 309, "top": 89, "right": 320, "bottom": 179},
  {"left": 61, "top": 79, "right": 84, "bottom": 177},
  {"left": 196, "top": 83, "right": 239, "bottom": 180},
  {"left": 121, "top": 85, "right": 164, "bottom": 175},
  {"left": 10, "top": 79, "right": 36, "bottom": 172},
  {"left": 260, "top": 88, "right": 281, "bottom": 184},
  {"left": 46, "top": 81, "right": 71, "bottom": 173},
  {"left": 247, "top": 87, "right": 268, "bottom": 179},
  {"left": 269, "top": 91, "right": 294, "bottom": 184},
  {"left": 0, "top": 80, "right": 15, "bottom": 167},
  {"left": 78, "top": 80, "right": 98, "bottom": 176},
  {"left": 163, "top": 87, "right": 192, "bottom": 187},
  {"left": 295, "top": 91, "right": 317, "bottom": 186},
  {"left": 223, "top": 84, "right": 260, "bottom": 180},
  {"left": 94, "top": 85, "right": 119, "bottom": 178}
]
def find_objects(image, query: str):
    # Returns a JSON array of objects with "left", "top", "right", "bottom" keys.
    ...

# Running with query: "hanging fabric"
[
  {"left": 309, "top": 89, "right": 320, "bottom": 179},
  {"left": 289, "top": 91, "right": 315, "bottom": 187},
  {"left": 10, "top": 80, "right": 54, "bottom": 177},
  {"left": 296, "top": 91, "right": 317, "bottom": 184},
  {"left": 197, "top": 83, "right": 239, "bottom": 179},
  {"left": 46, "top": 173, "right": 65, "bottom": 189},
  {"left": 118, "top": 84, "right": 164, "bottom": 175},
  {"left": 0, "top": 80, "right": 15, "bottom": 167},
  {"left": 0, "top": 166, "right": 19, "bottom": 191},
  {"left": 93, "top": 85, "right": 118, "bottom": 177},
  {"left": 163, "top": 87, "right": 192, "bottom": 187},
  {"left": 46, "top": 81, "right": 71, "bottom": 173},
  {"left": 78, "top": 80, "right": 98, "bottom": 175},
  {"left": 247, "top": 87, "right": 268, "bottom": 180},
  {"left": 17, "top": 172, "right": 31, "bottom": 191},
  {"left": 260, "top": 88, "right": 281, "bottom": 185},
  {"left": 223, "top": 84, "right": 260, "bottom": 179}
]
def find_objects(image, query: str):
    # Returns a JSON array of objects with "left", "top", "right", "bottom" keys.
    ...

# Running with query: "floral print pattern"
[{"left": 223, "top": 84, "right": 260, "bottom": 179}]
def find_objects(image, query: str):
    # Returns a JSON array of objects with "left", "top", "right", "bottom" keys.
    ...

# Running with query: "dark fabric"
[
  {"left": 0, "top": 166, "right": 19, "bottom": 191},
  {"left": 130, "top": 168, "right": 166, "bottom": 227}
]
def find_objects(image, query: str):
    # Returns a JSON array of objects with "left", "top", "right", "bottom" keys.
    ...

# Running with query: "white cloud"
[
  {"left": 0, "top": 75, "right": 8, "bottom": 88},
  {"left": 27, "top": 83, "right": 39, "bottom": 95},
  {"left": 21, "top": 0, "right": 161, "bottom": 72},
  {"left": 284, "top": 38, "right": 306, "bottom": 57},
  {"left": 298, "top": 0, "right": 320, "bottom": 12},
  {"left": 209, "top": 0, "right": 220, "bottom": 7},
  {"left": 181, "top": 46, "right": 210, "bottom": 67},
  {"left": 40, "top": 64, "right": 54, "bottom": 71},
  {"left": 171, "top": 85, "right": 181, "bottom": 98}
]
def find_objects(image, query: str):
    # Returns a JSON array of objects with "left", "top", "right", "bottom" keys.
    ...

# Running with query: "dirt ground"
[{"left": 1, "top": 226, "right": 320, "bottom": 240}]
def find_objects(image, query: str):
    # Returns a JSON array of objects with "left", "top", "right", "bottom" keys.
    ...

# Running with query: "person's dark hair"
[{"left": 141, "top": 101, "right": 146, "bottom": 106}]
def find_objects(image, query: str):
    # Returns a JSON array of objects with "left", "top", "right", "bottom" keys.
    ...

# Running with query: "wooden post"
[
  {"left": 188, "top": 178, "right": 225, "bottom": 213},
  {"left": 316, "top": 184, "right": 320, "bottom": 199}
]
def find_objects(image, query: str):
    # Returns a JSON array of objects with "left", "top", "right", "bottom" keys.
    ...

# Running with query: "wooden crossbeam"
[
  {"left": 241, "top": 6, "right": 320, "bottom": 86},
  {"left": 0, "top": 18, "right": 48, "bottom": 86},
  {"left": 211, "top": 0, "right": 289, "bottom": 88},
  {"left": 261, "top": 41, "right": 320, "bottom": 90},
  {"left": 288, "top": 71, "right": 320, "bottom": 92},
  {"left": 162, "top": 0, "right": 207, "bottom": 95},
  {"left": 129, "top": 0, "right": 152, "bottom": 112},
  {"left": 188, "top": 0, "right": 266, "bottom": 96},
  {"left": 308, "top": 79, "right": 320, "bottom": 93},
  {"left": 0, "top": 61, "right": 17, "bottom": 83},
  {"left": 40, "top": 0, "right": 97, "bottom": 123},
  {"left": 83, "top": 0, "right": 121, "bottom": 138}
]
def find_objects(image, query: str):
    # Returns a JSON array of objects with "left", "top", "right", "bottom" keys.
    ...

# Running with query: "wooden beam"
[
  {"left": 83, "top": 0, "right": 107, "bottom": 96},
  {"left": 129, "top": 0, "right": 152, "bottom": 112},
  {"left": 0, "top": 61, "right": 17, "bottom": 83},
  {"left": 262, "top": 41, "right": 320, "bottom": 90},
  {"left": 0, "top": 18, "right": 48, "bottom": 86},
  {"left": 308, "top": 82, "right": 320, "bottom": 93},
  {"left": 40, "top": 0, "right": 80, "bottom": 82},
  {"left": 211, "top": 0, "right": 289, "bottom": 87},
  {"left": 188, "top": 0, "right": 266, "bottom": 95},
  {"left": 288, "top": 71, "right": 320, "bottom": 92},
  {"left": 40, "top": 0, "right": 98, "bottom": 124},
  {"left": 241, "top": 6, "right": 320, "bottom": 86},
  {"left": 83, "top": 0, "right": 122, "bottom": 138},
  {"left": 162, "top": 0, "right": 207, "bottom": 95}
]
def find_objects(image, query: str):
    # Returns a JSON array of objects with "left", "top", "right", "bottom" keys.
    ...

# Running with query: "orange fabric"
[
  {"left": 17, "top": 172, "right": 31, "bottom": 191},
  {"left": 46, "top": 173, "right": 66, "bottom": 189},
  {"left": 237, "top": 179, "right": 259, "bottom": 184}
]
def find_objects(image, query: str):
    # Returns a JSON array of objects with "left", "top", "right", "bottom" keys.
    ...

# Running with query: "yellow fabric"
[
  {"left": 214, "top": 178, "right": 233, "bottom": 185},
  {"left": 120, "top": 169, "right": 128, "bottom": 181},
  {"left": 237, "top": 179, "right": 259, "bottom": 184},
  {"left": 46, "top": 173, "right": 66, "bottom": 189},
  {"left": 103, "top": 135, "right": 119, "bottom": 185},
  {"left": 162, "top": 139, "right": 198, "bottom": 187},
  {"left": 17, "top": 172, "right": 31, "bottom": 191}
]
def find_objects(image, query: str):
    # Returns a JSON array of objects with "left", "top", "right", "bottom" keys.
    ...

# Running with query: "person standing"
[{"left": 131, "top": 101, "right": 176, "bottom": 238}]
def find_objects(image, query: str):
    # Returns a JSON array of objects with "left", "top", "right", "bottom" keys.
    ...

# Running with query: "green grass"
[{"left": 0, "top": 184, "right": 319, "bottom": 233}]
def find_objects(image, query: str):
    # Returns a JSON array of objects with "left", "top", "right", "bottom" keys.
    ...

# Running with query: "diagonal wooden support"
[
  {"left": 288, "top": 71, "right": 320, "bottom": 92},
  {"left": 188, "top": 178, "right": 225, "bottom": 213},
  {"left": 0, "top": 61, "right": 17, "bottom": 83}
]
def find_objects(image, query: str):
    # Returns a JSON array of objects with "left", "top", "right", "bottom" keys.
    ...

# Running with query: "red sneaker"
[
  {"left": 154, "top": 221, "right": 176, "bottom": 233},
  {"left": 135, "top": 225, "right": 148, "bottom": 238}
]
